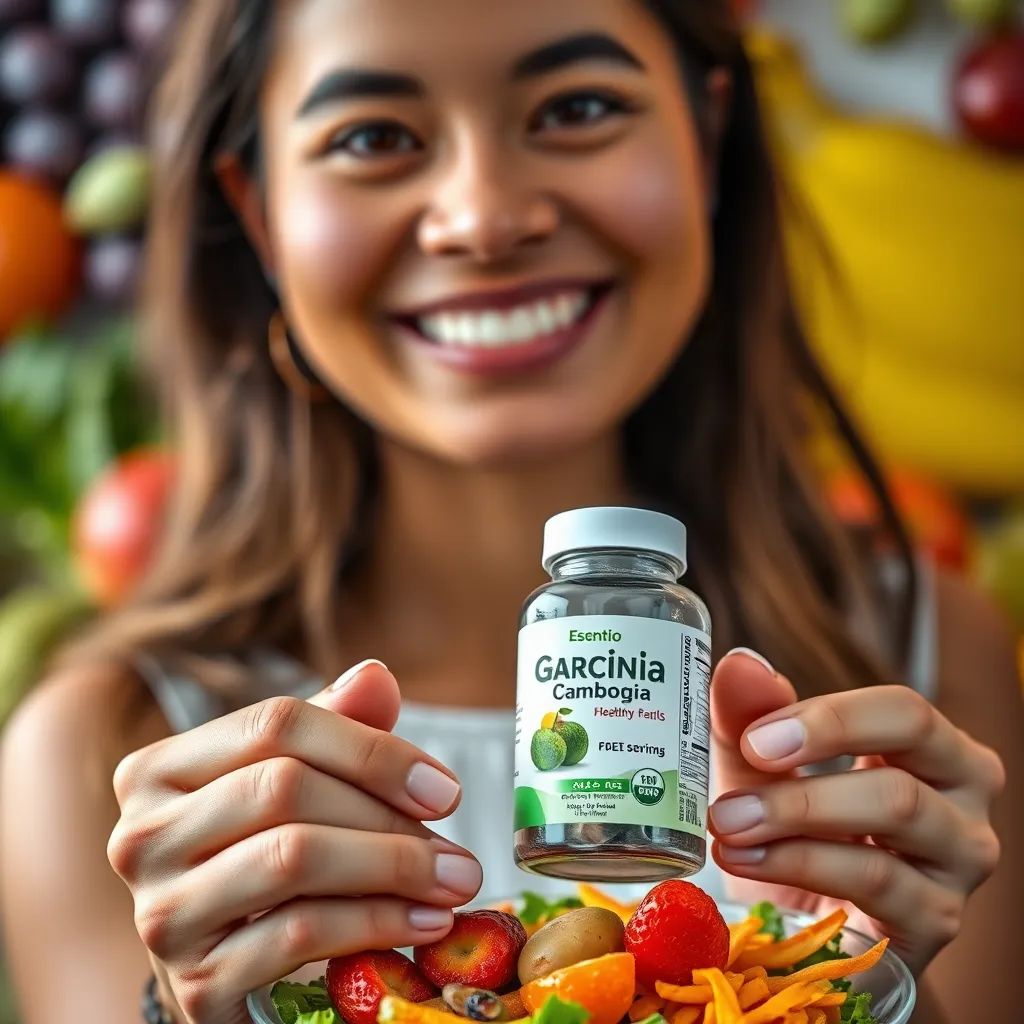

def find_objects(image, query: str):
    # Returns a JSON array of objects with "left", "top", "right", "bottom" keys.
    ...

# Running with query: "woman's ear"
[
  {"left": 214, "top": 152, "right": 276, "bottom": 275},
  {"left": 703, "top": 67, "right": 733, "bottom": 211}
]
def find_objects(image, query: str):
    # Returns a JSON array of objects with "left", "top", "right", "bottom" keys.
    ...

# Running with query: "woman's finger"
[
  {"left": 115, "top": 694, "right": 462, "bottom": 821},
  {"left": 738, "top": 685, "right": 1000, "bottom": 793},
  {"left": 169, "top": 897, "right": 454, "bottom": 1024},
  {"left": 139, "top": 826, "right": 482, "bottom": 956},
  {"left": 153, "top": 758, "right": 460, "bottom": 869},
  {"left": 709, "top": 767, "right": 994, "bottom": 886},
  {"left": 712, "top": 837, "right": 965, "bottom": 972}
]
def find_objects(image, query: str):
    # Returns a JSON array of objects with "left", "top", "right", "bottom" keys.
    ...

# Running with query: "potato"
[{"left": 517, "top": 907, "right": 626, "bottom": 984}]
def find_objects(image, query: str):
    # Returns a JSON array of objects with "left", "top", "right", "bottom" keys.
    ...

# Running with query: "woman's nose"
[{"left": 417, "top": 151, "right": 559, "bottom": 262}]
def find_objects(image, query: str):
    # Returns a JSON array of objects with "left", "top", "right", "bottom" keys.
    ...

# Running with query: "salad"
[{"left": 269, "top": 881, "right": 890, "bottom": 1024}]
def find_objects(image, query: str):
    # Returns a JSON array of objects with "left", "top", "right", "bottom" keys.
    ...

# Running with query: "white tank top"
[{"left": 136, "top": 560, "right": 938, "bottom": 906}]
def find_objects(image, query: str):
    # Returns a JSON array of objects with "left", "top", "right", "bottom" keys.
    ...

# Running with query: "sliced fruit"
[
  {"left": 576, "top": 883, "right": 639, "bottom": 924},
  {"left": 541, "top": 711, "right": 559, "bottom": 730},
  {"left": 327, "top": 950, "right": 438, "bottom": 1024},
  {"left": 415, "top": 910, "right": 527, "bottom": 991},
  {"left": 380, "top": 996, "right": 461, "bottom": 1024},
  {"left": 520, "top": 952, "right": 635, "bottom": 1024},
  {"left": 623, "top": 880, "right": 729, "bottom": 989}
]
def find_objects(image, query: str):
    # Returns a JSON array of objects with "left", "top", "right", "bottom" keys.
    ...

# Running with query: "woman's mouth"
[{"left": 392, "top": 279, "right": 615, "bottom": 375}]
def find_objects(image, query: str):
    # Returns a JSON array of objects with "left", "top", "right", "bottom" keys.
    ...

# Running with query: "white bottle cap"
[{"left": 542, "top": 507, "right": 687, "bottom": 575}]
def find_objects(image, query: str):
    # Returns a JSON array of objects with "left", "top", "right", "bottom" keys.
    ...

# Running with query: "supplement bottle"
[{"left": 513, "top": 507, "right": 712, "bottom": 882}]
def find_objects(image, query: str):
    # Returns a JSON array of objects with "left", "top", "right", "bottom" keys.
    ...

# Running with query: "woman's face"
[{"left": 251, "top": 0, "right": 715, "bottom": 463}]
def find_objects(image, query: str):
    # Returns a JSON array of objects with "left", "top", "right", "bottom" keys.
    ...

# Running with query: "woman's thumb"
[{"left": 307, "top": 658, "right": 402, "bottom": 732}]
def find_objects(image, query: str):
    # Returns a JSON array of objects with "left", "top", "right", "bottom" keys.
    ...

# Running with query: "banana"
[{"left": 748, "top": 31, "right": 1024, "bottom": 496}]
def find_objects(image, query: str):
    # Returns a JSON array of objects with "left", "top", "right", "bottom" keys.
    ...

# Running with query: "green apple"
[
  {"left": 948, "top": 0, "right": 1015, "bottom": 26},
  {"left": 840, "top": 0, "right": 917, "bottom": 44}
]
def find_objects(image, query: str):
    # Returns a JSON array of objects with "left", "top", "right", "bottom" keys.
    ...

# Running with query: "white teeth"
[{"left": 417, "top": 290, "right": 594, "bottom": 348}]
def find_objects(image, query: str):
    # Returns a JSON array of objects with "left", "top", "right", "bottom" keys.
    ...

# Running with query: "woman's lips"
[{"left": 391, "top": 279, "right": 616, "bottom": 376}]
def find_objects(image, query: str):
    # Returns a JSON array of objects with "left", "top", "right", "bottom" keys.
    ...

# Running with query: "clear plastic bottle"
[{"left": 513, "top": 507, "right": 712, "bottom": 883}]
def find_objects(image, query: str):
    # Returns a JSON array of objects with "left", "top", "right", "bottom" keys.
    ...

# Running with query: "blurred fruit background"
[{"left": 0, "top": 0, "right": 1022, "bottom": 1017}]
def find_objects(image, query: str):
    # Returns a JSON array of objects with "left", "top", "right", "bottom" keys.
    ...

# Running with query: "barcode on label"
[{"left": 681, "top": 792, "right": 702, "bottom": 830}]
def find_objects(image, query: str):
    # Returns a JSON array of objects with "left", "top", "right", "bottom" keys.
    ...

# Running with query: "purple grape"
[
  {"left": 0, "top": 0, "right": 45, "bottom": 24},
  {"left": 0, "top": 26, "right": 76, "bottom": 105},
  {"left": 86, "top": 236, "right": 142, "bottom": 304},
  {"left": 84, "top": 51, "right": 142, "bottom": 130},
  {"left": 123, "top": 0, "right": 180, "bottom": 52},
  {"left": 52, "top": 0, "right": 121, "bottom": 47},
  {"left": 2, "top": 108, "right": 83, "bottom": 180}
]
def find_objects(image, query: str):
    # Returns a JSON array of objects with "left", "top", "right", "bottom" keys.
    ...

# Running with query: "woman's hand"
[
  {"left": 107, "top": 660, "right": 481, "bottom": 1024},
  {"left": 708, "top": 649, "right": 1005, "bottom": 976}
]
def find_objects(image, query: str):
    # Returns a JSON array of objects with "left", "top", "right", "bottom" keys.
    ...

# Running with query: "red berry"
[
  {"left": 326, "top": 950, "right": 437, "bottom": 1024},
  {"left": 415, "top": 910, "right": 527, "bottom": 991},
  {"left": 623, "top": 880, "right": 729, "bottom": 989}
]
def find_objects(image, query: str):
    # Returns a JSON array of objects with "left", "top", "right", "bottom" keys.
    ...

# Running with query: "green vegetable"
[
  {"left": 270, "top": 979, "right": 333, "bottom": 1024},
  {"left": 296, "top": 1012, "right": 340, "bottom": 1024},
  {"left": 632, "top": 1016, "right": 668, "bottom": 1024},
  {"left": 518, "top": 892, "right": 584, "bottom": 926},
  {"left": 840, "top": 991, "right": 877, "bottom": 1023},
  {"left": 749, "top": 901, "right": 785, "bottom": 943},
  {"left": 532, "top": 995, "right": 591, "bottom": 1024}
]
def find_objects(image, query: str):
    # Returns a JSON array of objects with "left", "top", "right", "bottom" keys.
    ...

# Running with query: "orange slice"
[
  {"left": 541, "top": 712, "right": 559, "bottom": 730},
  {"left": 521, "top": 953, "right": 635, "bottom": 1024}
]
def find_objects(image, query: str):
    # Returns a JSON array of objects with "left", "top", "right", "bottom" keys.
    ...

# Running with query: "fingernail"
[
  {"left": 710, "top": 795, "right": 764, "bottom": 835},
  {"left": 331, "top": 659, "right": 387, "bottom": 691},
  {"left": 409, "top": 905, "right": 454, "bottom": 931},
  {"left": 719, "top": 845, "right": 767, "bottom": 865},
  {"left": 727, "top": 648, "right": 776, "bottom": 675},
  {"left": 436, "top": 854, "right": 482, "bottom": 897},
  {"left": 407, "top": 763, "right": 462, "bottom": 814},
  {"left": 747, "top": 718, "right": 806, "bottom": 760}
]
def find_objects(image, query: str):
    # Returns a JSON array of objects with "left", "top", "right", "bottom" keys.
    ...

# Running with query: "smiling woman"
[{"left": 0, "top": 3, "right": 1020, "bottom": 1024}]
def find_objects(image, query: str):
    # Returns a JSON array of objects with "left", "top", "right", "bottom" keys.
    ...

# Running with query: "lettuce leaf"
[
  {"left": 295, "top": 1012, "right": 340, "bottom": 1024},
  {"left": 518, "top": 892, "right": 584, "bottom": 927},
  {"left": 532, "top": 995, "right": 591, "bottom": 1024},
  {"left": 840, "top": 991, "right": 877, "bottom": 1023},
  {"left": 270, "top": 979, "right": 333, "bottom": 1024}
]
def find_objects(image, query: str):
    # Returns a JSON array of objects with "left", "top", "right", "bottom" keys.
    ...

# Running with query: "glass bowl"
[{"left": 247, "top": 899, "right": 916, "bottom": 1024}]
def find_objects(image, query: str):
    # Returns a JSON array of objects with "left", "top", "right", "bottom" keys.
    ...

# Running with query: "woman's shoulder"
[{"left": 2, "top": 660, "right": 171, "bottom": 794}]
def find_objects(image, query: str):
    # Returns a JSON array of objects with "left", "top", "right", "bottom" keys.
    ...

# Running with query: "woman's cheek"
[{"left": 274, "top": 178, "right": 401, "bottom": 322}]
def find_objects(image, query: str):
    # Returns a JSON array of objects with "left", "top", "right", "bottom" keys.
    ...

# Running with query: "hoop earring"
[{"left": 268, "top": 311, "right": 331, "bottom": 403}]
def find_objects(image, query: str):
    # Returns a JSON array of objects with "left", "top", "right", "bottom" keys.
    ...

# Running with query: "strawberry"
[
  {"left": 623, "top": 880, "right": 729, "bottom": 988},
  {"left": 414, "top": 910, "right": 527, "bottom": 991},
  {"left": 326, "top": 950, "right": 438, "bottom": 1024}
]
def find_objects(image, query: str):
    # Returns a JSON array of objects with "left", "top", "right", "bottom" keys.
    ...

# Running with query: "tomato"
[
  {"left": 0, "top": 172, "right": 82, "bottom": 341},
  {"left": 825, "top": 468, "right": 971, "bottom": 570},
  {"left": 954, "top": 30, "right": 1024, "bottom": 154},
  {"left": 72, "top": 449, "right": 175, "bottom": 607}
]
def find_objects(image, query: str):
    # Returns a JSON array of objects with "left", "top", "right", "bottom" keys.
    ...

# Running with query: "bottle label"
[{"left": 513, "top": 614, "right": 711, "bottom": 836}]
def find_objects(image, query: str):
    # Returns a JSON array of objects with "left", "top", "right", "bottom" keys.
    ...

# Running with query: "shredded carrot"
[
  {"left": 727, "top": 919, "right": 765, "bottom": 968},
  {"left": 662, "top": 1002, "right": 682, "bottom": 1019},
  {"left": 736, "top": 982, "right": 827, "bottom": 1024},
  {"left": 734, "top": 911, "right": 848, "bottom": 972},
  {"left": 764, "top": 938, "right": 889, "bottom": 991},
  {"left": 788, "top": 1012, "right": 808, "bottom": 1024},
  {"left": 667, "top": 1010, "right": 701, "bottom": 1024},
  {"left": 808, "top": 993, "right": 846, "bottom": 1008},
  {"left": 740, "top": 967, "right": 768, "bottom": 981},
  {"left": 693, "top": 970, "right": 743, "bottom": 1024},
  {"left": 806, "top": 1011, "right": 827, "bottom": 1024},
  {"left": 744, "top": 935, "right": 774, "bottom": 949},
  {"left": 630, "top": 995, "right": 666, "bottom": 1020},
  {"left": 655, "top": 983, "right": 712, "bottom": 1005},
  {"left": 737, "top": 978, "right": 770, "bottom": 1011},
  {"left": 704, "top": 1004, "right": 716, "bottom": 1024}
]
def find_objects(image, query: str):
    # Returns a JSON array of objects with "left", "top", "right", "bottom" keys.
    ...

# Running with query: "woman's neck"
[{"left": 339, "top": 431, "right": 631, "bottom": 708}]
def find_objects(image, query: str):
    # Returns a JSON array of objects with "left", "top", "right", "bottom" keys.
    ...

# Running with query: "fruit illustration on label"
[
  {"left": 530, "top": 728, "right": 566, "bottom": 771},
  {"left": 535, "top": 708, "right": 589, "bottom": 769}
]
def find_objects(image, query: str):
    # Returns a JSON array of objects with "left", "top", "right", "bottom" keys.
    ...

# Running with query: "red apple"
[
  {"left": 72, "top": 449, "right": 175, "bottom": 606},
  {"left": 326, "top": 950, "right": 437, "bottom": 1024},
  {"left": 414, "top": 910, "right": 527, "bottom": 991},
  {"left": 954, "top": 30, "right": 1024, "bottom": 153}
]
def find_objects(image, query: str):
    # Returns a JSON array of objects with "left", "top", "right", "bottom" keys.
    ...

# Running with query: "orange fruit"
[
  {"left": 521, "top": 953, "right": 635, "bottom": 1024},
  {"left": 0, "top": 172, "right": 82, "bottom": 341}
]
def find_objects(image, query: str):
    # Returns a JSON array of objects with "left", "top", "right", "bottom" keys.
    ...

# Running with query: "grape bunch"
[{"left": 0, "top": 0, "right": 183, "bottom": 309}]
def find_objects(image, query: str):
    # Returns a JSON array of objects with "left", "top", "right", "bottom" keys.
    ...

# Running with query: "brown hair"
[{"left": 68, "top": 0, "right": 915, "bottom": 698}]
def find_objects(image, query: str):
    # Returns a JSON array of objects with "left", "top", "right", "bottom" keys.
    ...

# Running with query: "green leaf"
[
  {"left": 517, "top": 891, "right": 584, "bottom": 926},
  {"left": 532, "top": 995, "right": 590, "bottom": 1024},
  {"left": 559, "top": 708, "right": 573, "bottom": 716},
  {"left": 295, "top": 1011, "right": 339, "bottom": 1024},
  {"left": 750, "top": 901, "right": 785, "bottom": 943},
  {"left": 839, "top": 990, "right": 877, "bottom": 1023},
  {"left": 0, "top": 329, "right": 74, "bottom": 428},
  {"left": 65, "top": 340, "right": 119, "bottom": 492},
  {"left": 633, "top": 1016, "right": 668, "bottom": 1024},
  {"left": 270, "top": 980, "right": 334, "bottom": 1024}
]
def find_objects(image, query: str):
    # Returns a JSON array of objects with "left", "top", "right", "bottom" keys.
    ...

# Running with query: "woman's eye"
[
  {"left": 532, "top": 91, "right": 632, "bottom": 132},
  {"left": 328, "top": 121, "right": 422, "bottom": 158}
]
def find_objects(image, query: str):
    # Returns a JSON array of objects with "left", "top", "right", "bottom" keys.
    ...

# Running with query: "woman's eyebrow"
[
  {"left": 512, "top": 32, "right": 646, "bottom": 78},
  {"left": 296, "top": 69, "right": 424, "bottom": 118}
]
